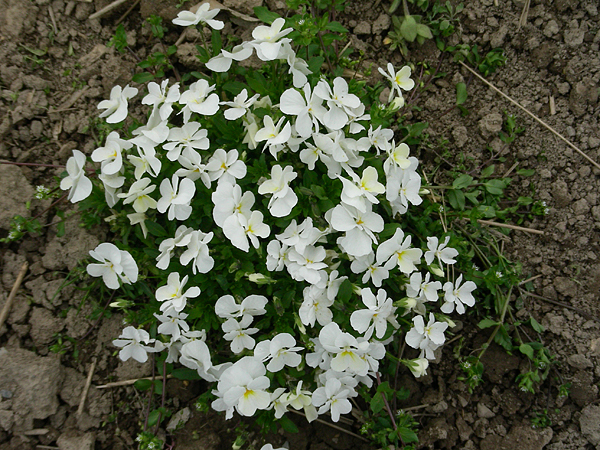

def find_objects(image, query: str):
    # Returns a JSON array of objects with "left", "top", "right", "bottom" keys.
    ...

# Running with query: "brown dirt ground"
[{"left": 0, "top": 0, "right": 599, "bottom": 448}]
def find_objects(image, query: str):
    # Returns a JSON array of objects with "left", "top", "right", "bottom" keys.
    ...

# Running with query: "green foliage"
[
  {"left": 108, "top": 24, "right": 128, "bottom": 53},
  {"left": 386, "top": 0, "right": 463, "bottom": 55}
]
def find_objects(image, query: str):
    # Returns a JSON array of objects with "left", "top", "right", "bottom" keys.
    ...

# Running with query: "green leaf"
[
  {"left": 398, "top": 427, "right": 419, "bottom": 443},
  {"left": 222, "top": 80, "right": 248, "bottom": 97},
  {"left": 400, "top": 15, "right": 418, "bottom": 42},
  {"left": 494, "top": 324, "right": 513, "bottom": 351},
  {"left": 456, "top": 82, "right": 467, "bottom": 105},
  {"left": 519, "top": 343, "right": 535, "bottom": 360},
  {"left": 484, "top": 179, "right": 506, "bottom": 195},
  {"left": 337, "top": 279, "right": 353, "bottom": 303},
  {"left": 278, "top": 415, "right": 299, "bottom": 433},
  {"left": 370, "top": 391, "right": 385, "bottom": 414},
  {"left": 171, "top": 368, "right": 201, "bottom": 380},
  {"left": 478, "top": 318, "right": 499, "bottom": 329},
  {"left": 307, "top": 56, "right": 324, "bottom": 75},
  {"left": 408, "top": 122, "right": 428, "bottom": 137},
  {"left": 56, "top": 220, "right": 65, "bottom": 238},
  {"left": 416, "top": 23, "right": 433, "bottom": 39},
  {"left": 253, "top": 6, "right": 280, "bottom": 24},
  {"left": 211, "top": 29, "right": 222, "bottom": 56},
  {"left": 146, "top": 220, "right": 168, "bottom": 237},
  {"left": 452, "top": 174, "right": 473, "bottom": 190},
  {"left": 476, "top": 204, "right": 496, "bottom": 218},
  {"left": 529, "top": 317, "right": 545, "bottom": 333},
  {"left": 325, "top": 21, "right": 348, "bottom": 33},
  {"left": 517, "top": 196, "right": 533, "bottom": 205},
  {"left": 480, "top": 164, "right": 495, "bottom": 178},
  {"left": 448, "top": 189, "right": 465, "bottom": 210},
  {"left": 147, "top": 409, "right": 162, "bottom": 427},
  {"left": 517, "top": 169, "right": 535, "bottom": 177},
  {"left": 134, "top": 379, "right": 153, "bottom": 391},
  {"left": 132, "top": 72, "right": 155, "bottom": 83}
]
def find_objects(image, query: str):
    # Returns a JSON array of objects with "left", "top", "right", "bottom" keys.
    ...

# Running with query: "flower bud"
[{"left": 406, "top": 358, "right": 429, "bottom": 377}]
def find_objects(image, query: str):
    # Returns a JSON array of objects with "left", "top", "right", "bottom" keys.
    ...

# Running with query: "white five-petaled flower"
[
  {"left": 350, "top": 288, "right": 398, "bottom": 339},
  {"left": 222, "top": 315, "right": 260, "bottom": 353},
  {"left": 312, "top": 378, "right": 353, "bottom": 422},
  {"left": 179, "top": 79, "right": 220, "bottom": 123},
  {"left": 223, "top": 210, "right": 270, "bottom": 252},
  {"left": 378, "top": 63, "right": 415, "bottom": 103},
  {"left": 376, "top": 228, "right": 422, "bottom": 274},
  {"left": 205, "top": 148, "right": 247, "bottom": 185},
  {"left": 92, "top": 131, "right": 132, "bottom": 176},
  {"left": 60, "top": 149, "right": 93, "bottom": 203},
  {"left": 405, "top": 313, "right": 448, "bottom": 360},
  {"left": 222, "top": 89, "right": 260, "bottom": 120},
  {"left": 329, "top": 204, "right": 384, "bottom": 258},
  {"left": 319, "top": 322, "right": 370, "bottom": 375},
  {"left": 164, "top": 122, "right": 210, "bottom": 161},
  {"left": 212, "top": 357, "right": 270, "bottom": 417},
  {"left": 142, "top": 79, "right": 181, "bottom": 121},
  {"left": 157, "top": 175, "right": 196, "bottom": 221},
  {"left": 339, "top": 166, "right": 385, "bottom": 212},
  {"left": 117, "top": 178, "right": 157, "bottom": 213},
  {"left": 87, "top": 242, "right": 138, "bottom": 289},
  {"left": 113, "top": 326, "right": 155, "bottom": 363},
  {"left": 254, "top": 333, "right": 303, "bottom": 372},
  {"left": 258, "top": 164, "right": 298, "bottom": 217},
  {"left": 172, "top": 2, "right": 224, "bottom": 30},
  {"left": 442, "top": 274, "right": 476, "bottom": 314},
  {"left": 424, "top": 236, "right": 459, "bottom": 266},
  {"left": 406, "top": 271, "right": 442, "bottom": 302},
  {"left": 155, "top": 272, "right": 201, "bottom": 313},
  {"left": 314, "top": 77, "right": 360, "bottom": 130},
  {"left": 97, "top": 84, "right": 138, "bottom": 123},
  {"left": 250, "top": 17, "right": 293, "bottom": 61}
]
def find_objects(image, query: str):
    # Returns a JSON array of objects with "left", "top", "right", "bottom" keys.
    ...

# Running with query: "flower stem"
[{"left": 376, "top": 371, "right": 397, "bottom": 430}]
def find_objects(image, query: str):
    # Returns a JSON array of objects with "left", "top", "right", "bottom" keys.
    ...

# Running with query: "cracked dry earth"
[{"left": 0, "top": 0, "right": 600, "bottom": 448}]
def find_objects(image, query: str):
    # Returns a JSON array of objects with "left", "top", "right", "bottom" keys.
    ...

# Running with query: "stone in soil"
[{"left": 0, "top": 347, "right": 64, "bottom": 431}]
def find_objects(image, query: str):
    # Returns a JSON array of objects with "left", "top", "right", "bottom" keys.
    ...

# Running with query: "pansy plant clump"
[{"left": 62, "top": 3, "right": 476, "bottom": 435}]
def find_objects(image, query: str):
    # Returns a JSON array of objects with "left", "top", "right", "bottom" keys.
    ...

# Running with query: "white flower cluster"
[{"left": 64, "top": 3, "right": 478, "bottom": 425}]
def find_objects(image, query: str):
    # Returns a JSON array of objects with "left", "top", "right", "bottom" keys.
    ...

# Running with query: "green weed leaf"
[{"left": 456, "top": 82, "right": 467, "bottom": 105}]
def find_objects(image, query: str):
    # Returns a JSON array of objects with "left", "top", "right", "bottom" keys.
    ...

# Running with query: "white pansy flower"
[
  {"left": 142, "top": 79, "right": 180, "bottom": 121},
  {"left": 97, "top": 84, "right": 137, "bottom": 123},
  {"left": 87, "top": 243, "right": 138, "bottom": 289},
  {"left": 222, "top": 89, "right": 260, "bottom": 120},
  {"left": 258, "top": 164, "right": 298, "bottom": 217},
  {"left": 60, "top": 149, "right": 93, "bottom": 203},
  {"left": 424, "top": 236, "right": 459, "bottom": 266},
  {"left": 378, "top": 63, "right": 415, "bottom": 103},
  {"left": 172, "top": 2, "right": 224, "bottom": 29},
  {"left": 155, "top": 272, "right": 200, "bottom": 313},
  {"left": 441, "top": 274, "right": 476, "bottom": 314},
  {"left": 254, "top": 333, "right": 303, "bottom": 372},
  {"left": 222, "top": 315, "right": 259, "bottom": 354},
  {"left": 250, "top": 17, "right": 293, "bottom": 61},
  {"left": 157, "top": 175, "right": 196, "bottom": 221},
  {"left": 405, "top": 313, "right": 448, "bottom": 360},
  {"left": 113, "top": 326, "right": 154, "bottom": 363}
]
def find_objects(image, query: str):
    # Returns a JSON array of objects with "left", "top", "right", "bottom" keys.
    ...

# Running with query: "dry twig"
[
  {"left": 477, "top": 219, "right": 544, "bottom": 235},
  {"left": 0, "top": 262, "right": 28, "bottom": 330},
  {"left": 96, "top": 374, "right": 173, "bottom": 389},
  {"left": 288, "top": 409, "right": 370, "bottom": 442},
  {"left": 459, "top": 61, "right": 600, "bottom": 171},
  {"left": 89, "top": 0, "right": 129, "bottom": 20},
  {"left": 78, "top": 357, "right": 97, "bottom": 416}
]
